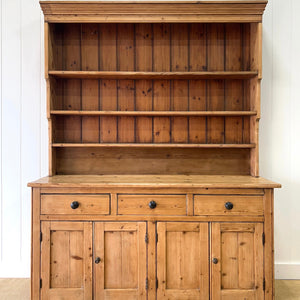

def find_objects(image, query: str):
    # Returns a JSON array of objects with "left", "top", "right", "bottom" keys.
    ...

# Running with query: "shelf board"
[
  {"left": 52, "top": 143, "right": 256, "bottom": 148},
  {"left": 48, "top": 71, "right": 258, "bottom": 80},
  {"left": 50, "top": 110, "right": 257, "bottom": 117}
]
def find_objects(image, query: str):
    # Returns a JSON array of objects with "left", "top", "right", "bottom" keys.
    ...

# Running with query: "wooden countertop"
[{"left": 28, "top": 175, "right": 281, "bottom": 189}]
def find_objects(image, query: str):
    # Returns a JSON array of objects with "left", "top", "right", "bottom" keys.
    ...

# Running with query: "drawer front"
[
  {"left": 118, "top": 195, "right": 186, "bottom": 215},
  {"left": 194, "top": 195, "right": 263, "bottom": 216},
  {"left": 41, "top": 194, "right": 110, "bottom": 215}
]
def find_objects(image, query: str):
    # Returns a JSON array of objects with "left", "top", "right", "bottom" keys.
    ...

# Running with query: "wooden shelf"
[
  {"left": 50, "top": 110, "right": 257, "bottom": 117},
  {"left": 48, "top": 71, "right": 258, "bottom": 80},
  {"left": 52, "top": 143, "right": 256, "bottom": 148}
]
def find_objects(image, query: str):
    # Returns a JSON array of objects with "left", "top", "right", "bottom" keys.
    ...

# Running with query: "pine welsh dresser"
[{"left": 29, "top": 1, "right": 281, "bottom": 299}]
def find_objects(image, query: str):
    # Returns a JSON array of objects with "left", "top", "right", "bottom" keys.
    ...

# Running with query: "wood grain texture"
[
  {"left": 40, "top": 1, "right": 267, "bottom": 23},
  {"left": 41, "top": 194, "right": 110, "bottom": 215},
  {"left": 29, "top": 175, "right": 280, "bottom": 188}
]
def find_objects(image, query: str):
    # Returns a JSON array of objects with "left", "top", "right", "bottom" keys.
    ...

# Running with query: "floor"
[{"left": 0, "top": 279, "right": 299, "bottom": 299}]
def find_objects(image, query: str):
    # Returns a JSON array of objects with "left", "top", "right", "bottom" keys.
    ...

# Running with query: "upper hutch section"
[{"left": 41, "top": 1, "right": 266, "bottom": 177}]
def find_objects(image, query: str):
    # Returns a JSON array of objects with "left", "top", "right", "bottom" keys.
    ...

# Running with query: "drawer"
[
  {"left": 41, "top": 194, "right": 110, "bottom": 215},
  {"left": 118, "top": 195, "right": 186, "bottom": 215},
  {"left": 194, "top": 195, "right": 263, "bottom": 216}
]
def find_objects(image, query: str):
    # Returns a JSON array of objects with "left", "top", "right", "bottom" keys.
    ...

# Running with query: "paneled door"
[
  {"left": 40, "top": 221, "right": 93, "bottom": 300},
  {"left": 211, "top": 223, "right": 264, "bottom": 300},
  {"left": 94, "top": 222, "right": 147, "bottom": 300},
  {"left": 157, "top": 222, "right": 209, "bottom": 299}
]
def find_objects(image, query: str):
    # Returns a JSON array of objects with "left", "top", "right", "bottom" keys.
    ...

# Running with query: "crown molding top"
[{"left": 40, "top": 1, "right": 268, "bottom": 23}]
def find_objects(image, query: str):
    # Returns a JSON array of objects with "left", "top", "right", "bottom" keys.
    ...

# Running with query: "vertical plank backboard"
[
  {"left": 207, "top": 24, "right": 225, "bottom": 144},
  {"left": 81, "top": 23, "right": 100, "bottom": 143},
  {"left": 153, "top": 24, "right": 171, "bottom": 143},
  {"left": 225, "top": 24, "right": 244, "bottom": 144},
  {"left": 135, "top": 24, "right": 153, "bottom": 143},
  {"left": 117, "top": 24, "right": 135, "bottom": 143},
  {"left": 63, "top": 24, "right": 81, "bottom": 143},
  {"left": 171, "top": 24, "right": 188, "bottom": 143},
  {"left": 100, "top": 24, "right": 118, "bottom": 143}
]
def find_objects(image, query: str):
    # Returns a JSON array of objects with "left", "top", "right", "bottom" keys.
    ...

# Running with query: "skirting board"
[{"left": 275, "top": 263, "right": 300, "bottom": 279}]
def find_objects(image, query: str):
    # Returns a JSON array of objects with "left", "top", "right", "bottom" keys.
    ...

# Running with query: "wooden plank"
[
  {"left": 153, "top": 81, "right": 171, "bottom": 143},
  {"left": 116, "top": 24, "right": 135, "bottom": 143},
  {"left": 225, "top": 24, "right": 244, "bottom": 145},
  {"left": 170, "top": 22, "right": 188, "bottom": 145},
  {"left": 189, "top": 80, "right": 206, "bottom": 143},
  {"left": 94, "top": 222, "right": 105, "bottom": 300},
  {"left": 157, "top": 222, "right": 166, "bottom": 298},
  {"left": 147, "top": 221, "right": 156, "bottom": 299},
  {"left": 117, "top": 24, "right": 135, "bottom": 71},
  {"left": 30, "top": 174, "right": 280, "bottom": 189},
  {"left": 207, "top": 24, "right": 225, "bottom": 145},
  {"left": 50, "top": 230, "right": 70, "bottom": 288},
  {"left": 31, "top": 188, "right": 41, "bottom": 300},
  {"left": 63, "top": 80, "right": 81, "bottom": 142},
  {"left": 264, "top": 189, "right": 274, "bottom": 300},
  {"left": 135, "top": 80, "right": 153, "bottom": 143},
  {"left": 51, "top": 110, "right": 257, "bottom": 117},
  {"left": 135, "top": 24, "right": 153, "bottom": 143},
  {"left": 171, "top": 80, "right": 188, "bottom": 143},
  {"left": 61, "top": 25, "right": 82, "bottom": 144},
  {"left": 99, "top": 24, "right": 117, "bottom": 71},
  {"left": 111, "top": 193, "right": 117, "bottom": 216},
  {"left": 81, "top": 23, "right": 100, "bottom": 143},
  {"left": 189, "top": 24, "right": 207, "bottom": 71},
  {"left": 238, "top": 232, "right": 255, "bottom": 288},
  {"left": 153, "top": 23, "right": 171, "bottom": 145},
  {"left": 69, "top": 230, "right": 83, "bottom": 288},
  {"left": 135, "top": 23, "right": 152, "bottom": 72},
  {"left": 199, "top": 223, "right": 209, "bottom": 299},
  {"left": 138, "top": 223, "right": 147, "bottom": 299},
  {"left": 211, "top": 223, "right": 221, "bottom": 300},
  {"left": 40, "top": 222, "right": 50, "bottom": 300},
  {"left": 54, "top": 147, "right": 251, "bottom": 175},
  {"left": 49, "top": 70, "right": 258, "bottom": 80},
  {"left": 187, "top": 193, "right": 193, "bottom": 216},
  {"left": 117, "top": 80, "right": 135, "bottom": 142},
  {"left": 100, "top": 80, "right": 117, "bottom": 142}
]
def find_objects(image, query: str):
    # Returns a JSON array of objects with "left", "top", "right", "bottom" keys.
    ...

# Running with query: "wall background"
[{"left": 0, "top": 0, "right": 299, "bottom": 279}]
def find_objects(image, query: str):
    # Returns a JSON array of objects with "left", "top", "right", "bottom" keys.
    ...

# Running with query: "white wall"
[{"left": 0, "top": 0, "right": 299, "bottom": 278}]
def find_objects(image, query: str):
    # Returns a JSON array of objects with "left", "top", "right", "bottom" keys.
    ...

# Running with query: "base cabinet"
[{"left": 39, "top": 220, "right": 266, "bottom": 300}]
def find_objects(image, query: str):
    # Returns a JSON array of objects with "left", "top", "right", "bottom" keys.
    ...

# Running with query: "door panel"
[
  {"left": 157, "top": 222, "right": 209, "bottom": 299},
  {"left": 41, "top": 221, "right": 92, "bottom": 300},
  {"left": 211, "top": 223, "right": 264, "bottom": 300},
  {"left": 94, "top": 222, "right": 147, "bottom": 300}
]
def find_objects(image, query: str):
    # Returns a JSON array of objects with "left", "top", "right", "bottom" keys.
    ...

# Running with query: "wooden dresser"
[{"left": 29, "top": 1, "right": 280, "bottom": 299}]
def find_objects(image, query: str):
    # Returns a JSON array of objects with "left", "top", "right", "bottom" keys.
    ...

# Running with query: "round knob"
[
  {"left": 212, "top": 258, "right": 218, "bottom": 264},
  {"left": 225, "top": 202, "right": 234, "bottom": 210},
  {"left": 149, "top": 201, "right": 157, "bottom": 209},
  {"left": 70, "top": 201, "right": 79, "bottom": 209},
  {"left": 95, "top": 257, "right": 101, "bottom": 264}
]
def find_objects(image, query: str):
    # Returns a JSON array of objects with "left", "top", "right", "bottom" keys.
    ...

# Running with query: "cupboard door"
[
  {"left": 94, "top": 222, "right": 147, "bottom": 300},
  {"left": 41, "top": 222, "right": 92, "bottom": 300},
  {"left": 157, "top": 222, "right": 209, "bottom": 299},
  {"left": 211, "top": 223, "right": 264, "bottom": 300}
]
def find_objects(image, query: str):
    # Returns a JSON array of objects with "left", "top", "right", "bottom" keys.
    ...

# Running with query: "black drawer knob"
[
  {"left": 212, "top": 258, "right": 218, "bottom": 264},
  {"left": 149, "top": 201, "right": 157, "bottom": 209},
  {"left": 70, "top": 201, "right": 79, "bottom": 209},
  {"left": 225, "top": 202, "right": 234, "bottom": 210},
  {"left": 95, "top": 257, "right": 101, "bottom": 264}
]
